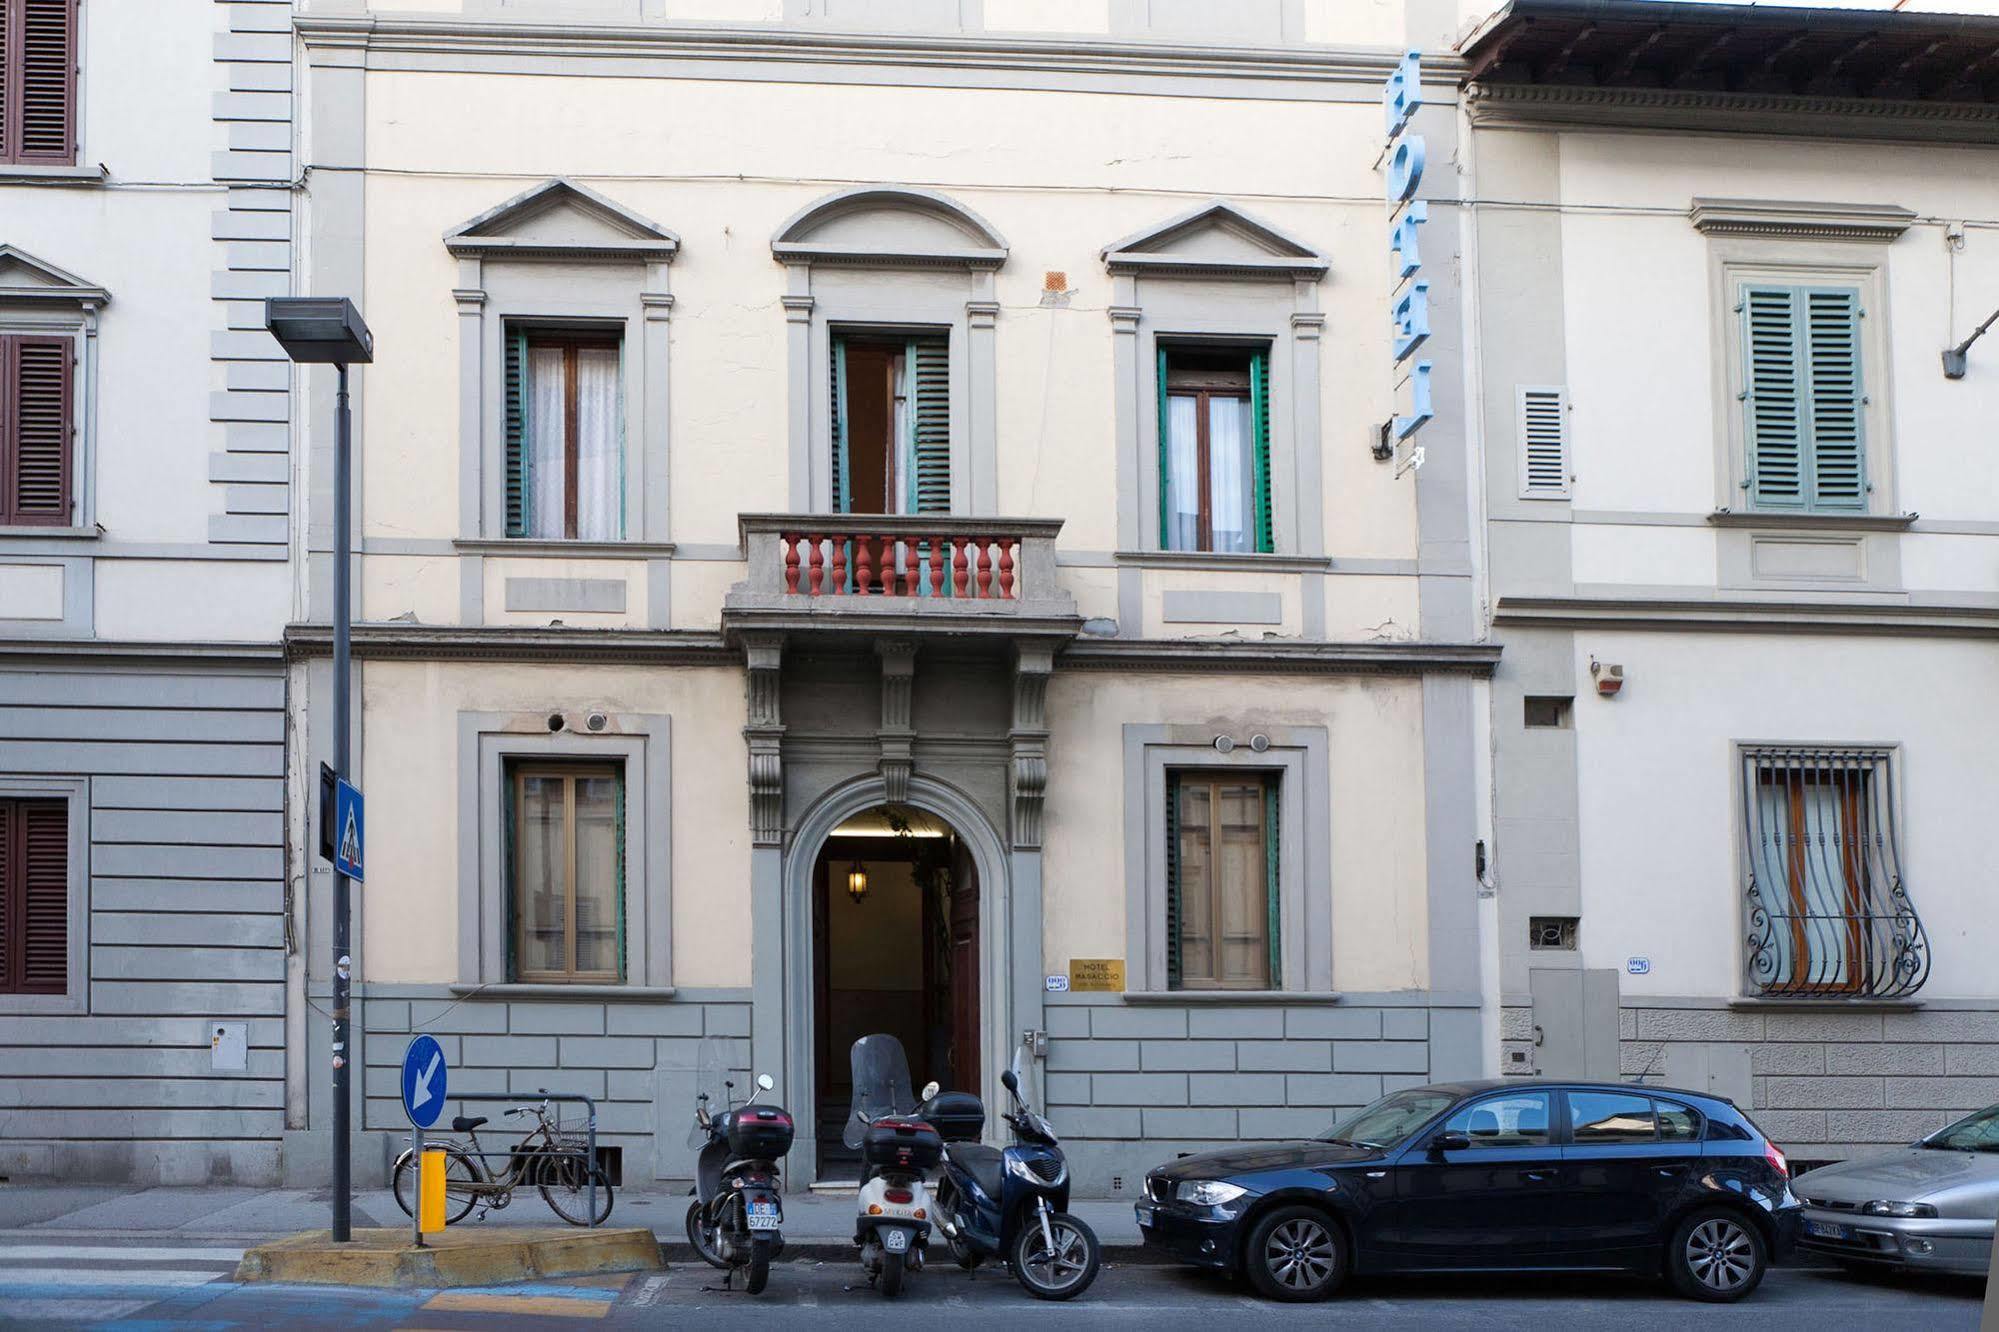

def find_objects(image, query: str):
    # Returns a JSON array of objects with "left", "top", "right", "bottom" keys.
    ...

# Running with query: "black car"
[{"left": 1137, "top": 1079, "right": 1800, "bottom": 1303}]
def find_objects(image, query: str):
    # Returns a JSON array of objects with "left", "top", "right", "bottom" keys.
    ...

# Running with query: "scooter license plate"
[
  {"left": 747, "top": 1202, "right": 782, "bottom": 1231},
  {"left": 881, "top": 1227, "right": 909, "bottom": 1253}
]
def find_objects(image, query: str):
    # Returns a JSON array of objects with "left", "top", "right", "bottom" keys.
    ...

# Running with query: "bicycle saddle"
[{"left": 451, "top": 1115, "right": 488, "bottom": 1133}]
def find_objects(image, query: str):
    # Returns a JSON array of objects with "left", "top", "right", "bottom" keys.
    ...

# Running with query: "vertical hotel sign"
[{"left": 1384, "top": 50, "right": 1431, "bottom": 475}]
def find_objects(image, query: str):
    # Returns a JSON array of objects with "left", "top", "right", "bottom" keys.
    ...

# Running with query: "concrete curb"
[
  {"left": 236, "top": 1226, "right": 663, "bottom": 1288},
  {"left": 656, "top": 1242, "right": 1168, "bottom": 1266}
]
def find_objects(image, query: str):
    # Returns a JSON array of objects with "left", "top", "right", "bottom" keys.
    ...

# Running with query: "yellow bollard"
[{"left": 418, "top": 1148, "right": 447, "bottom": 1235}]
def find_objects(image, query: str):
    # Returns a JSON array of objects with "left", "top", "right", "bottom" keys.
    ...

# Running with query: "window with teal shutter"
[
  {"left": 907, "top": 335, "right": 951, "bottom": 515},
  {"left": 1159, "top": 345, "right": 1274, "bottom": 553},
  {"left": 504, "top": 329, "right": 528, "bottom": 536},
  {"left": 831, "top": 338, "right": 850, "bottom": 514},
  {"left": 1741, "top": 282, "right": 1866, "bottom": 513},
  {"left": 830, "top": 331, "right": 949, "bottom": 516}
]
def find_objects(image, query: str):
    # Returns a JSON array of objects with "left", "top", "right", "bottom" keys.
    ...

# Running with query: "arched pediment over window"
[{"left": 771, "top": 185, "right": 1009, "bottom": 271}]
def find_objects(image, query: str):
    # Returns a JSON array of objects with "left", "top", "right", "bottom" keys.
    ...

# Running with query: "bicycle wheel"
[
  {"left": 391, "top": 1146, "right": 483, "bottom": 1225},
  {"left": 538, "top": 1155, "right": 615, "bottom": 1226}
]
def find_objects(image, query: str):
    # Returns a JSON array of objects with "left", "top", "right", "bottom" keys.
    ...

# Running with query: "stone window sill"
[
  {"left": 1115, "top": 550, "right": 1333, "bottom": 574},
  {"left": 1118, "top": 989, "right": 1343, "bottom": 1005},
  {"left": 454, "top": 538, "right": 676, "bottom": 558},
  {"left": 1708, "top": 510, "right": 1917, "bottom": 533},
  {"left": 0, "top": 163, "right": 107, "bottom": 186},
  {"left": 1726, "top": 996, "right": 1923, "bottom": 1011},
  {"left": 449, "top": 982, "right": 677, "bottom": 1003}
]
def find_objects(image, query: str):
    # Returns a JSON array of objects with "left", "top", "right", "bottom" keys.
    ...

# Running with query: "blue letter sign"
[
  {"left": 1391, "top": 200, "right": 1427, "bottom": 281},
  {"left": 1384, "top": 49, "right": 1423, "bottom": 137},
  {"left": 1383, "top": 49, "right": 1435, "bottom": 462}
]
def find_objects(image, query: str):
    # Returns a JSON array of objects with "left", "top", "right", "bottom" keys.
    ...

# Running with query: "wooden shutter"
[
  {"left": 1743, "top": 284, "right": 1807, "bottom": 510},
  {"left": 1264, "top": 779, "right": 1281, "bottom": 988},
  {"left": 0, "top": 798, "right": 67, "bottom": 995},
  {"left": 2, "top": 0, "right": 77, "bottom": 166},
  {"left": 503, "top": 329, "right": 527, "bottom": 536},
  {"left": 907, "top": 335, "right": 950, "bottom": 513},
  {"left": 1249, "top": 349, "right": 1273, "bottom": 553},
  {"left": 1155, "top": 345, "right": 1172, "bottom": 549},
  {"left": 830, "top": 336, "right": 849, "bottom": 513},
  {"left": 1164, "top": 772, "right": 1182, "bottom": 990},
  {"left": 1518, "top": 385, "right": 1569, "bottom": 498},
  {"left": 1803, "top": 287, "right": 1866, "bottom": 511},
  {"left": 1, "top": 333, "right": 72, "bottom": 525}
]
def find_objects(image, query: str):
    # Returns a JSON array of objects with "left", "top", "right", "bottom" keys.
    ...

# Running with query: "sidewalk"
[{"left": 0, "top": 1182, "right": 1145, "bottom": 1254}]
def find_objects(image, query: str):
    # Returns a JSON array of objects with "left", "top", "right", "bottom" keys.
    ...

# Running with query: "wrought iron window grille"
[{"left": 1740, "top": 746, "right": 1928, "bottom": 999}]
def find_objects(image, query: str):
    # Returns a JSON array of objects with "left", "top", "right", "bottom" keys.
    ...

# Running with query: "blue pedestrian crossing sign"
[
  {"left": 401, "top": 1033, "right": 448, "bottom": 1129},
  {"left": 334, "top": 777, "right": 364, "bottom": 882}
]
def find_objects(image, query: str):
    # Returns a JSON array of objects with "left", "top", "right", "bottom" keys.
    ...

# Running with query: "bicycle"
[{"left": 391, "top": 1096, "right": 614, "bottom": 1227}]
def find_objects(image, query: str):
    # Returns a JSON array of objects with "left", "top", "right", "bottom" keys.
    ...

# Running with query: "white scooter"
[{"left": 843, "top": 1033, "right": 943, "bottom": 1297}]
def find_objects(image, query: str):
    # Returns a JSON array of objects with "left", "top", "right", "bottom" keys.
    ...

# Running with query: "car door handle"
[
  {"left": 1654, "top": 1165, "right": 1689, "bottom": 1177},
  {"left": 1524, "top": 1169, "right": 1556, "bottom": 1182}
]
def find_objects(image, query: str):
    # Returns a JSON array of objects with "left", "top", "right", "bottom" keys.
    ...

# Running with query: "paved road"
[{"left": 0, "top": 1238, "right": 1985, "bottom": 1330}]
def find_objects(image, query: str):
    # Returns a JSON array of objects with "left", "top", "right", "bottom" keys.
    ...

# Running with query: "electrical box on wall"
[{"left": 211, "top": 1022, "right": 248, "bottom": 1073}]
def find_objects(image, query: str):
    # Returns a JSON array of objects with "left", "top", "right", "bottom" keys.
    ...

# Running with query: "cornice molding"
[
  {"left": 284, "top": 623, "right": 734, "bottom": 665},
  {"left": 1057, "top": 639, "right": 1500, "bottom": 676},
  {"left": 1689, "top": 198, "right": 1917, "bottom": 244},
  {"left": 1494, "top": 595, "right": 1999, "bottom": 638},
  {"left": 1466, "top": 81, "right": 1999, "bottom": 146},
  {"left": 0, "top": 639, "right": 281, "bottom": 665}
]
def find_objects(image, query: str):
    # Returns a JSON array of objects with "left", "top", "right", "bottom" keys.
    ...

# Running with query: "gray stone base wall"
[
  {"left": 1617, "top": 1001, "right": 1999, "bottom": 1166},
  {"left": 350, "top": 985, "right": 751, "bottom": 1188},
  {"left": 1044, "top": 992, "right": 1478, "bottom": 1197}
]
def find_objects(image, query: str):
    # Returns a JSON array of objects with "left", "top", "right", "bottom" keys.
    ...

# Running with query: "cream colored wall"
[
  {"left": 357, "top": 660, "right": 751, "bottom": 986},
  {"left": 1040, "top": 671, "right": 1431, "bottom": 992},
  {"left": 352, "top": 66, "right": 1421, "bottom": 630}
]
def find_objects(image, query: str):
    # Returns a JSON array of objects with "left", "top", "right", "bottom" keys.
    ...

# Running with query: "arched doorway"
[{"left": 810, "top": 804, "right": 979, "bottom": 1177}]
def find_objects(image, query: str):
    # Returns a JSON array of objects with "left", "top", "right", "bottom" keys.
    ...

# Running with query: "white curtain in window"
[
  {"left": 575, "top": 347, "right": 622, "bottom": 540},
  {"left": 1753, "top": 776, "right": 1858, "bottom": 988},
  {"left": 1166, "top": 395, "right": 1201, "bottom": 551},
  {"left": 1208, "top": 396, "right": 1253, "bottom": 554},
  {"left": 527, "top": 346, "right": 567, "bottom": 539}
]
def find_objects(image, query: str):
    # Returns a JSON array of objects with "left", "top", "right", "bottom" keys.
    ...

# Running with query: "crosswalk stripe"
[
  {"left": 0, "top": 1245, "right": 244, "bottom": 1262},
  {"left": 0, "top": 1267, "right": 225, "bottom": 1286}
]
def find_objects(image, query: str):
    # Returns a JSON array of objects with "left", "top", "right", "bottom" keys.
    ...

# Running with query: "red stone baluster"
[
  {"left": 952, "top": 535, "right": 970, "bottom": 597},
  {"left": 929, "top": 539, "right": 945, "bottom": 597},
  {"left": 855, "top": 534, "right": 874, "bottom": 595},
  {"left": 975, "top": 538, "right": 994, "bottom": 599},
  {"left": 783, "top": 535, "right": 801, "bottom": 594},
  {"left": 829, "top": 534, "right": 847, "bottom": 594},
  {"left": 998, "top": 537, "right": 1016, "bottom": 599},
  {"left": 805, "top": 534, "right": 824, "bottom": 594},
  {"left": 883, "top": 538, "right": 902, "bottom": 596}
]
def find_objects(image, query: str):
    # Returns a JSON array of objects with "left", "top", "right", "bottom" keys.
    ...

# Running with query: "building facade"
[
  {"left": 1465, "top": 2, "right": 1999, "bottom": 1166},
  {"left": 282, "top": 0, "right": 1495, "bottom": 1193},
  {"left": 0, "top": 0, "right": 298, "bottom": 1183}
]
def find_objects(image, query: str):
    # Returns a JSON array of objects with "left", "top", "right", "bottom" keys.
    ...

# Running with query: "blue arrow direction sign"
[
  {"left": 333, "top": 777, "right": 364, "bottom": 882},
  {"left": 401, "top": 1033, "right": 448, "bottom": 1129}
]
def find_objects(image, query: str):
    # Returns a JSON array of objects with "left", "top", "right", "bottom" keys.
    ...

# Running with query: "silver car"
[{"left": 1793, "top": 1103, "right": 1999, "bottom": 1275}]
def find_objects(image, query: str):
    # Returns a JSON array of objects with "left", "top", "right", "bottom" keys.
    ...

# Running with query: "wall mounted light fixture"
[{"left": 846, "top": 860, "right": 869, "bottom": 905}]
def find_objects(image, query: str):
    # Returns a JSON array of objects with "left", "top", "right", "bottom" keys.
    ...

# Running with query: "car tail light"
[
  {"left": 1764, "top": 1141, "right": 1789, "bottom": 1179},
  {"left": 885, "top": 1188, "right": 913, "bottom": 1204}
]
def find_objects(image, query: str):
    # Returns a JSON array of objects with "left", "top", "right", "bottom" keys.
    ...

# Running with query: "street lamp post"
[{"left": 265, "top": 297, "right": 374, "bottom": 1243}]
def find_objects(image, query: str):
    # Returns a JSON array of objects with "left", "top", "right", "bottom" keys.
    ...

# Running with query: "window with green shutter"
[
  {"left": 503, "top": 324, "right": 625, "bottom": 540},
  {"left": 830, "top": 330, "right": 950, "bottom": 516},
  {"left": 1159, "top": 345, "right": 1273, "bottom": 553},
  {"left": 1740, "top": 282, "right": 1867, "bottom": 513}
]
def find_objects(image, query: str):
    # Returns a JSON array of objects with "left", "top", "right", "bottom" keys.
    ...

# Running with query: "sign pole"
[
  {"left": 411, "top": 1124, "right": 424, "bottom": 1248},
  {"left": 331, "top": 361, "right": 354, "bottom": 1244}
]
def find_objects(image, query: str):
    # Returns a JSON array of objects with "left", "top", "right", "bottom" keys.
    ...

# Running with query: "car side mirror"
[
  {"left": 1001, "top": 1069, "right": 1019, "bottom": 1094},
  {"left": 756, "top": 1073, "right": 774, "bottom": 1092},
  {"left": 1430, "top": 1131, "right": 1471, "bottom": 1155},
  {"left": 920, "top": 1080, "right": 940, "bottom": 1102}
]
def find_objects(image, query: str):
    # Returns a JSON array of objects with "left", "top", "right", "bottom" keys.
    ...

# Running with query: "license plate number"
[
  {"left": 1805, "top": 1219, "right": 1852, "bottom": 1241},
  {"left": 882, "top": 1228, "right": 909, "bottom": 1253},
  {"left": 747, "top": 1202, "right": 781, "bottom": 1231},
  {"left": 1134, "top": 1205, "right": 1155, "bottom": 1227}
]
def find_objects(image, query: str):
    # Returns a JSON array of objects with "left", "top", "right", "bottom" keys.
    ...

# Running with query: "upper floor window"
[
  {"left": 1167, "top": 769, "right": 1278, "bottom": 990},
  {"left": 1159, "top": 345, "right": 1272, "bottom": 554},
  {"left": 1739, "top": 283, "right": 1866, "bottom": 513},
  {"left": 0, "top": 795, "right": 66, "bottom": 995},
  {"left": 832, "top": 330, "right": 949, "bottom": 515},
  {"left": 0, "top": 0, "right": 76, "bottom": 166},
  {"left": 0, "top": 332, "right": 71, "bottom": 525},
  {"left": 504, "top": 327, "right": 623, "bottom": 541},
  {"left": 508, "top": 759, "right": 624, "bottom": 984}
]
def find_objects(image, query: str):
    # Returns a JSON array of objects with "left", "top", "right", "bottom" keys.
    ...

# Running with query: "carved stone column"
[
  {"left": 876, "top": 639, "right": 917, "bottom": 806},
  {"left": 1009, "top": 643, "right": 1054, "bottom": 849},
  {"left": 743, "top": 633, "right": 786, "bottom": 846}
]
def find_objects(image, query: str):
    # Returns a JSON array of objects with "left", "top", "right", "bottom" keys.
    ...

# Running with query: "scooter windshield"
[
  {"left": 686, "top": 1032, "right": 738, "bottom": 1149},
  {"left": 843, "top": 1033, "right": 916, "bottom": 1150}
]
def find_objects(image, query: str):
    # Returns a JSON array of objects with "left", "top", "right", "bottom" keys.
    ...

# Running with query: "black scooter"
[
  {"left": 918, "top": 1043, "right": 1102, "bottom": 1300},
  {"left": 684, "top": 1039, "right": 792, "bottom": 1295}
]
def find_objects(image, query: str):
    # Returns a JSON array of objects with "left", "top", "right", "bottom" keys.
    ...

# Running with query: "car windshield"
[
  {"left": 1923, "top": 1105, "right": 1999, "bottom": 1152},
  {"left": 1319, "top": 1089, "right": 1459, "bottom": 1148}
]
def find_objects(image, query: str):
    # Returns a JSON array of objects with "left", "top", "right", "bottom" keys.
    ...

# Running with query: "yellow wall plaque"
[{"left": 1068, "top": 958, "right": 1126, "bottom": 992}]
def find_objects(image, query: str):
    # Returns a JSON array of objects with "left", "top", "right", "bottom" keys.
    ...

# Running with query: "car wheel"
[
  {"left": 1668, "top": 1208, "right": 1767, "bottom": 1302},
  {"left": 1243, "top": 1205, "right": 1347, "bottom": 1302}
]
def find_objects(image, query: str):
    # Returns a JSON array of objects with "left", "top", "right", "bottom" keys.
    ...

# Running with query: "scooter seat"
[{"left": 949, "top": 1143, "right": 1006, "bottom": 1201}]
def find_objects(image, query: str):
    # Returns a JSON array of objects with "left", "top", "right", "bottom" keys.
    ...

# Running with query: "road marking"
[
  {"left": 0, "top": 1245, "right": 244, "bottom": 1262},
  {"left": 421, "top": 1291, "right": 613, "bottom": 1318},
  {"left": 0, "top": 1267, "right": 223, "bottom": 1286},
  {"left": 1, "top": 1297, "right": 153, "bottom": 1322},
  {"left": 626, "top": 1274, "right": 671, "bottom": 1308}
]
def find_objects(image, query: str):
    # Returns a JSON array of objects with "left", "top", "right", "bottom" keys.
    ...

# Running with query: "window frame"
[
  {"left": 1168, "top": 768, "right": 1278, "bottom": 991},
  {"left": 1159, "top": 348, "right": 1269, "bottom": 555},
  {"left": 507, "top": 759, "right": 625, "bottom": 986},
  {"left": 0, "top": 0, "right": 79, "bottom": 169},
  {"left": 0, "top": 329, "right": 74, "bottom": 526},
  {"left": 0, "top": 250, "right": 102, "bottom": 539},
  {"left": 0, "top": 775, "right": 85, "bottom": 1015},
  {"left": 506, "top": 324, "right": 626, "bottom": 542}
]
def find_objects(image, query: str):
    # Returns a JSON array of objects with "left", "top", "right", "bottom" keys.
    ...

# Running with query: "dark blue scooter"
[{"left": 917, "top": 1042, "right": 1102, "bottom": 1300}]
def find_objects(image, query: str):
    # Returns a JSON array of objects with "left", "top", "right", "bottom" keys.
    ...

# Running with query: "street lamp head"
[{"left": 265, "top": 296, "right": 373, "bottom": 365}]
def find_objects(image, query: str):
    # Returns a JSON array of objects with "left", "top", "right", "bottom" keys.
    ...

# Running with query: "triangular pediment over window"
[
  {"left": 771, "top": 185, "right": 1009, "bottom": 271},
  {"left": 1101, "top": 201, "right": 1328, "bottom": 281},
  {"left": 444, "top": 179, "right": 680, "bottom": 263},
  {"left": 0, "top": 245, "right": 109, "bottom": 306}
]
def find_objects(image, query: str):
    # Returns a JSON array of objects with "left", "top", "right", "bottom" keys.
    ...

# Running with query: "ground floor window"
[
  {"left": 508, "top": 761, "right": 624, "bottom": 983},
  {"left": 0, "top": 796, "right": 67, "bottom": 995},
  {"left": 1167, "top": 771, "right": 1278, "bottom": 990}
]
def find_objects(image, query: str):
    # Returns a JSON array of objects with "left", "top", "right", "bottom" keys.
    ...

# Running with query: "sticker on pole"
[
  {"left": 401, "top": 1033, "right": 448, "bottom": 1129},
  {"left": 334, "top": 777, "right": 364, "bottom": 882}
]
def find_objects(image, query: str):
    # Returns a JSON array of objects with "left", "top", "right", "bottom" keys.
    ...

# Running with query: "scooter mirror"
[
  {"left": 756, "top": 1073, "right": 775, "bottom": 1091},
  {"left": 920, "top": 1081, "right": 940, "bottom": 1102},
  {"left": 1001, "top": 1069, "right": 1019, "bottom": 1094}
]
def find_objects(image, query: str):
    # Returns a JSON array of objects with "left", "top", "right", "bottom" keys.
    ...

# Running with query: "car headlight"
[
  {"left": 1176, "top": 1180, "right": 1248, "bottom": 1207},
  {"left": 1860, "top": 1200, "right": 1937, "bottom": 1218}
]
